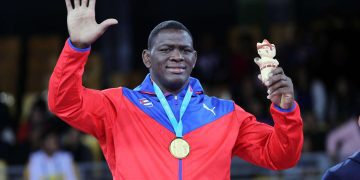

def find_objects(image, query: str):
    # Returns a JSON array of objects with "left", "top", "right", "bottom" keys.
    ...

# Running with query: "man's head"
[
  {"left": 147, "top": 20, "right": 193, "bottom": 50},
  {"left": 41, "top": 129, "right": 59, "bottom": 156},
  {"left": 142, "top": 20, "right": 197, "bottom": 94}
]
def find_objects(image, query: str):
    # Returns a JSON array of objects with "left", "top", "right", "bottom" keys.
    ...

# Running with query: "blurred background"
[{"left": 0, "top": 0, "right": 359, "bottom": 179}]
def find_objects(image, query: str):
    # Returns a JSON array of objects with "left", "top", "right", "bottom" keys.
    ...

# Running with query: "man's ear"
[
  {"left": 142, "top": 49, "right": 151, "bottom": 68},
  {"left": 192, "top": 50, "right": 197, "bottom": 69}
]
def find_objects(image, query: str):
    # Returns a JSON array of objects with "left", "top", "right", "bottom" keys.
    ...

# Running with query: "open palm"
[{"left": 65, "top": 0, "right": 118, "bottom": 48}]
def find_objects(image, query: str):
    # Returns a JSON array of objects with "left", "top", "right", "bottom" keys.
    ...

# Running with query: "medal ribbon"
[{"left": 153, "top": 82, "right": 192, "bottom": 137}]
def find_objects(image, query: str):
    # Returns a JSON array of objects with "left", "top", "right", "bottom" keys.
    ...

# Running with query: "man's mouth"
[{"left": 166, "top": 66, "right": 186, "bottom": 74}]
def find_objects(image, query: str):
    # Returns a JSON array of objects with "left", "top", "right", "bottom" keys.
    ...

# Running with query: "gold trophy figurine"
[{"left": 254, "top": 39, "right": 287, "bottom": 108}]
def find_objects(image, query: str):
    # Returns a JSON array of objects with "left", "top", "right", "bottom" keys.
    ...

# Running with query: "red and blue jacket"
[{"left": 48, "top": 39, "right": 303, "bottom": 180}]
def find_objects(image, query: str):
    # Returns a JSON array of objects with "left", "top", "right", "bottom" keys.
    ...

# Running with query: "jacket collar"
[
  {"left": 133, "top": 74, "right": 204, "bottom": 97},
  {"left": 349, "top": 151, "right": 360, "bottom": 164}
]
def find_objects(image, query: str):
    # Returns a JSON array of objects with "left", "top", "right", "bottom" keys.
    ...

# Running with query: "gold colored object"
[{"left": 169, "top": 138, "right": 190, "bottom": 159}]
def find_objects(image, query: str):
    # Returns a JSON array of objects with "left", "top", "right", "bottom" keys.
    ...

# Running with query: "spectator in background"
[
  {"left": 322, "top": 116, "right": 360, "bottom": 180},
  {"left": 12, "top": 96, "right": 49, "bottom": 165},
  {"left": 328, "top": 77, "right": 356, "bottom": 128},
  {"left": 326, "top": 116, "right": 360, "bottom": 162},
  {"left": 27, "top": 129, "right": 78, "bottom": 180},
  {"left": 228, "top": 33, "right": 256, "bottom": 105},
  {"left": 293, "top": 66, "right": 312, "bottom": 113},
  {"left": 310, "top": 78, "right": 327, "bottom": 125},
  {"left": 62, "top": 128, "right": 93, "bottom": 163},
  {"left": 0, "top": 101, "right": 15, "bottom": 163},
  {"left": 195, "top": 32, "right": 222, "bottom": 84}
]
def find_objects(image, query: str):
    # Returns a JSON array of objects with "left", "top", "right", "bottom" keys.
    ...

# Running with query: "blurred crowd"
[
  {"left": 0, "top": 93, "right": 98, "bottom": 178},
  {"left": 0, "top": 7, "right": 359, "bottom": 177}
]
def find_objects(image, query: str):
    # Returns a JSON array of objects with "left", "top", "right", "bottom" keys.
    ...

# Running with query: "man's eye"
[
  {"left": 160, "top": 48, "right": 170, "bottom": 52},
  {"left": 181, "top": 49, "right": 193, "bottom": 54}
]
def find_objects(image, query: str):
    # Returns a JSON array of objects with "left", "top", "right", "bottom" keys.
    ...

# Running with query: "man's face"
[
  {"left": 143, "top": 29, "right": 197, "bottom": 92},
  {"left": 43, "top": 134, "right": 59, "bottom": 156}
]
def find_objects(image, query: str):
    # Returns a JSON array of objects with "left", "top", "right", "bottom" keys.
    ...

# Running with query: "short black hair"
[
  {"left": 147, "top": 20, "right": 193, "bottom": 49},
  {"left": 40, "top": 127, "right": 59, "bottom": 143}
]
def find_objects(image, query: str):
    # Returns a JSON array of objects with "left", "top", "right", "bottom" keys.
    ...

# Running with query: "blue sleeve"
[
  {"left": 273, "top": 103, "right": 296, "bottom": 113},
  {"left": 67, "top": 38, "right": 91, "bottom": 52}
]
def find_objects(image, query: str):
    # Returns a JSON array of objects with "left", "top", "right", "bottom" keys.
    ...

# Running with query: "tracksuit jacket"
[
  {"left": 322, "top": 151, "right": 360, "bottom": 180},
  {"left": 48, "top": 39, "right": 304, "bottom": 180}
]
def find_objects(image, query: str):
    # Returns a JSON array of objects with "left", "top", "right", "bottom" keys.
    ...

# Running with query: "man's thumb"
[{"left": 100, "top": 18, "right": 118, "bottom": 32}]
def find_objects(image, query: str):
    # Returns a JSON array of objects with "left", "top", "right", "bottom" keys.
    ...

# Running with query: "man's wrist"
[
  {"left": 70, "top": 40, "right": 89, "bottom": 49},
  {"left": 67, "top": 38, "right": 91, "bottom": 52},
  {"left": 273, "top": 102, "right": 296, "bottom": 113}
]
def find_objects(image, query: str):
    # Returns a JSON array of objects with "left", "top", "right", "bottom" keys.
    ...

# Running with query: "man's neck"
[
  {"left": 151, "top": 78, "right": 188, "bottom": 95},
  {"left": 166, "top": 83, "right": 188, "bottom": 95}
]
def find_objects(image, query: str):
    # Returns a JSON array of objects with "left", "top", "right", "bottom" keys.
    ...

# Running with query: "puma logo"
[{"left": 203, "top": 103, "right": 216, "bottom": 116}]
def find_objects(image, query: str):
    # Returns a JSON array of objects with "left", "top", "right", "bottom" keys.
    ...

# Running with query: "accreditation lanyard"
[{"left": 153, "top": 82, "right": 192, "bottom": 138}]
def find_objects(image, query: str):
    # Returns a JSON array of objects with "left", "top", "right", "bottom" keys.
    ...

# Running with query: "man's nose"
[{"left": 170, "top": 49, "right": 184, "bottom": 61}]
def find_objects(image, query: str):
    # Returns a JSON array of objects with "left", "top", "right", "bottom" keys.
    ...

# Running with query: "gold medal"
[{"left": 169, "top": 138, "right": 190, "bottom": 159}]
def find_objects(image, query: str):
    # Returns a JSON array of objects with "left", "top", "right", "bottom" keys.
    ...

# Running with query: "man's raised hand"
[{"left": 65, "top": 0, "right": 118, "bottom": 48}]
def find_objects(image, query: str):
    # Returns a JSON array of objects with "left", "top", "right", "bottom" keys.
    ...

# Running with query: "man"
[
  {"left": 322, "top": 116, "right": 360, "bottom": 180},
  {"left": 326, "top": 117, "right": 360, "bottom": 162},
  {"left": 27, "top": 130, "right": 77, "bottom": 180},
  {"left": 48, "top": 0, "right": 303, "bottom": 179}
]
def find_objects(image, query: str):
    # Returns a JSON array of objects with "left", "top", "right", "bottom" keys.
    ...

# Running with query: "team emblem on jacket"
[{"left": 139, "top": 98, "right": 153, "bottom": 107}]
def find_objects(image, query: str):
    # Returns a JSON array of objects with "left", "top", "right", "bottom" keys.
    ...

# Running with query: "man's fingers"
[
  {"left": 267, "top": 78, "right": 287, "bottom": 94},
  {"left": 267, "top": 87, "right": 290, "bottom": 99},
  {"left": 65, "top": 0, "right": 73, "bottom": 11},
  {"left": 99, "top": 19, "right": 118, "bottom": 32},
  {"left": 89, "top": 0, "right": 96, "bottom": 9},
  {"left": 74, "top": 0, "right": 80, "bottom": 7},
  {"left": 82, "top": 0, "right": 89, "bottom": 7},
  {"left": 265, "top": 74, "right": 284, "bottom": 87},
  {"left": 270, "top": 67, "right": 284, "bottom": 76}
]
